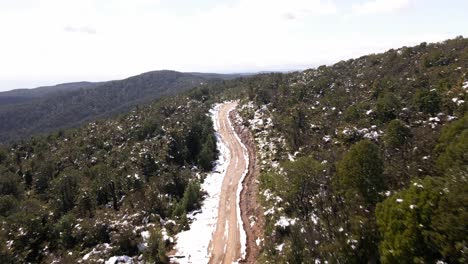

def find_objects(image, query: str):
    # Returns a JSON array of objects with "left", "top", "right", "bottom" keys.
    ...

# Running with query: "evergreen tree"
[
  {"left": 144, "top": 226, "right": 168, "bottom": 264},
  {"left": 413, "top": 89, "right": 441, "bottom": 115},
  {"left": 336, "top": 140, "right": 385, "bottom": 206},
  {"left": 384, "top": 119, "right": 412, "bottom": 150},
  {"left": 375, "top": 93, "right": 401, "bottom": 123},
  {"left": 376, "top": 174, "right": 467, "bottom": 263}
]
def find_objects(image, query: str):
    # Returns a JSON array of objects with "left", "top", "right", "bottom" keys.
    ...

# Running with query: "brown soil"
[{"left": 208, "top": 102, "right": 247, "bottom": 264}]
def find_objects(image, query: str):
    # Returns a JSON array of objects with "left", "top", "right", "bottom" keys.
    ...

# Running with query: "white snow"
[
  {"left": 463, "top": 81, "right": 468, "bottom": 89},
  {"left": 396, "top": 198, "right": 404, "bottom": 203},
  {"left": 276, "top": 243, "right": 285, "bottom": 252},
  {"left": 105, "top": 256, "right": 133, "bottom": 264},
  {"left": 275, "top": 216, "right": 296, "bottom": 228}
]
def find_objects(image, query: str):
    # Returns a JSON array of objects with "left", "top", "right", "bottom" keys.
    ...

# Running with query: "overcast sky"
[{"left": 0, "top": 0, "right": 467, "bottom": 91}]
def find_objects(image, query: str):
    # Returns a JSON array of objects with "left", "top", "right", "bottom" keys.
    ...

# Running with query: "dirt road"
[{"left": 208, "top": 102, "right": 248, "bottom": 264}]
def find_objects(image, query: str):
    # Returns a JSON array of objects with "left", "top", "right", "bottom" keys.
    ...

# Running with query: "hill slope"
[
  {"left": 0, "top": 37, "right": 466, "bottom": 263},
  {"left": 0, "top": 71, "right": 237, "bottom": 143},
  {"left": 0, "top": 82, "right": 101, "bottom": 105}
]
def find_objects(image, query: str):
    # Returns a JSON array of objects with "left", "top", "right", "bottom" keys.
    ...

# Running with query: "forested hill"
[
  {"left": 0, "top": 82, "right": 101, "bottom": 105},
  {"left": 233, "top": 37, "right": 467, "bottom": 263},
  {"left": 0, "top": 71, "right": 238, "bottom": 143},
  {"left": 0, "top": 37, "right": 466, "bottom": 263}
]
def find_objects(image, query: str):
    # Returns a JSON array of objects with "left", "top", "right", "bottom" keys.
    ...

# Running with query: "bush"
[
  {"left": 384, "top": 119, "right": 412, "bottom": 149},
  {"left": 375, "top": 93, "right": 401, "bottom": 123},
  {"left": 435, "top": 114, "right": 468, "bottom": 172},
  {"left": 413, "top": 89, "right": 441, "bottom": 115},
  {"left": 336, "top": 140, "right": 385, "bottom": 206},
  {"left": 112, "top": 227, "right": 139, "bottom": 256},
  {"left": 144, "top": 226, "right": 168, "bottom": 264},
  {"left": 0, "top": 195, "right": 18, "bottom": 217},
  {"left": 54, "top": 213, "right": 77, "bottom": 249},
  {"left": 376, "top": 174, "right": 467, "bottom": 263}
]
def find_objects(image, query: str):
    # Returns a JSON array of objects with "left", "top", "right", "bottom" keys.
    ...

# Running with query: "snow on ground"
[
  {"left": 105, "top": 255, "right": 133, "bottom": 264},
  {"left": 228, "top": 108, "right": 249, "bottom": 261},
  {"left": 174, "top": 103, "right": 230, "bottom": 264}
]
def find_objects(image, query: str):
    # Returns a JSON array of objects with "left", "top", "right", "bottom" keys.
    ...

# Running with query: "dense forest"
[
  {"left": 0, "top": 37, "right": 466, "bottom": 263},
  {"left": 235, "top": 37, "right": 467, "bottom": 263},
  {"left": 0, "top": 90, "right": 225, "bottom": 262},
  {"left": 0, "top": 71, "right": 239, "bottom": 143}
]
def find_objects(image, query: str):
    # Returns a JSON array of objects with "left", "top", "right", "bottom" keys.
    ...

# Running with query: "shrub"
[{"left": 144, "top": 226, "right": 168, "bottom": 264}]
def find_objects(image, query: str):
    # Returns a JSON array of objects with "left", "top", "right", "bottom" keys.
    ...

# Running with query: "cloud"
[
  {"left": 64, "top": 26, "right": 97, "bottom": 34},
  {"left": 352, "top": 0, "right": 410, "bottom": 15}
]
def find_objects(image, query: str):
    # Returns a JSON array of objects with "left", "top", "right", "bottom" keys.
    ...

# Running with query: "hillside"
[
  {"left": 233, "top": 37, "right": 467, "bottom": 263},
  {"left": 0, "top": 37, "right": 466, "bottom": 263},
  {"left": 0, "top": 71, "right": 237, "bottom": 143},
  {"left": 0, "top": 82, "right": 101, "bottom": 105}
]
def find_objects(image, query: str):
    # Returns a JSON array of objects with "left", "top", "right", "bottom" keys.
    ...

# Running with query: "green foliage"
[
  {"left": 336, "top": 140, "right": 385, "bottom": 206},
  {"left": 282, "top": 156, "right": 324, "bottom": 218},
  {"left": 0, "top": 147, "right": 7, "bottom": 164},
  {"left": 0, "top": 37, "right": 466, "bottom": 263},
  {"left": 376, "top": 174, "right": 467, "bottom": 263},
  {"left": 7, "top": 198, "right": 51, "bottom": 262},
  {"left": 54, "top": 213, "right": 77, "bottom": 249},
  {"left": 144, "top": 226, "right": 168, "bottom": 264},
  {"left": 51, "top": 169, "right": 79, "bottom": 214},
  {"left": 375, "top": 93, "right": 401, "bottom": 123},
  {"left": 0, "top": 172, "right": 23, "bottom": 198},
  {"left": 112, "top": 227, "right": 139, "bottom": 256},
  {"left": 435, "top": 114, "right": 468, "bottom": 172},
  {"left": 0, "top": 229, "right": 14, "bottom": 264},
  {"left": 134, "top": 120, "right": 162, "bottom": 140},
  {"left": 0, "top": 195, "right": 18, "bottom": 217},
  {"left": 0, "top": 71, "right": 236, "bottom": 143},
  {"left": 343, "top": 104, "right": 362, "bottom": 122},
  {"left": 173, "top": 180, "right": 202, "bottom": 218},
  {"left": 413, "top": 89, "right": 441, "bottom": 115},
  {"left": 384, "top": 119, "right": 412, "bottom": 149},
  {"left": 198, "top": 134, "right": 217, "bottom": 171}
]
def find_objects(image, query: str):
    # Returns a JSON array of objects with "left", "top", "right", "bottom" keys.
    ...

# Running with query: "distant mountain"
[
  {"left": 0, "top": 70, "right": 239, "bottom": 143},
  {"left": 0, "top": 82, "right": 101, "bottom": 105}
]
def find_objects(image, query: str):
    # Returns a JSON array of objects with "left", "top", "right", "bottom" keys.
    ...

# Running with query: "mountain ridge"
[{"left": 0, "top": 70, "right": 240, "bottom": 143}]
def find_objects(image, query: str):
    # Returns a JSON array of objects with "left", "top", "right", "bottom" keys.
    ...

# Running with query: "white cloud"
[
  {"left": 0, "top": 0, "right": 464, "bottom": 91},
  {"left": 352, "top": 0, "right": 410, "bottom": 15},
  {"left": 0, "top": 0, "right": 338, "bottom": 83}
]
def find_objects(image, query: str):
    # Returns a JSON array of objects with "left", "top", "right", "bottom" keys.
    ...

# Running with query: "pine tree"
[{"left": 336, "top": 140, "right": 385, "bottom": 206}]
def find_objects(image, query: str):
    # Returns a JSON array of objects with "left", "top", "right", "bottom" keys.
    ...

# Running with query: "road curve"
[{"left": 208, "top": 102, "right": 248, "bottom": 264}]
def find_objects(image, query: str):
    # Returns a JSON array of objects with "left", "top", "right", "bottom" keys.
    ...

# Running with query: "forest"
[{"left": 0, "top": 37, "right": 466, "bottom": 263}]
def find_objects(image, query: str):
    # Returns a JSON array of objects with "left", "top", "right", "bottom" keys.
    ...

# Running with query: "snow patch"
[
  {"left": 275, "top": 216, "right": 296, "bottom": 228},
  {"left": 105, "top": 256, "right": 133, "bottom": 264}
]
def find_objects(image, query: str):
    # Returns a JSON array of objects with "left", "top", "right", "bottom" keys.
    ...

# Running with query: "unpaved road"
[{"left": 208, "top": 102, "right": 248, "bottom": 264}]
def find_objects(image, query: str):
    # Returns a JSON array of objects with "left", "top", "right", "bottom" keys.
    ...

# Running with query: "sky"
[{"left": 0, "top": 0, "right": 467, "bottom": 91}]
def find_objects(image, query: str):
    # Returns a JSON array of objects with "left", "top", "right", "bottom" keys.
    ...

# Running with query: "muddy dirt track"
[{"left": 208, "top": 102, "right": 248, "bottom": 264}]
